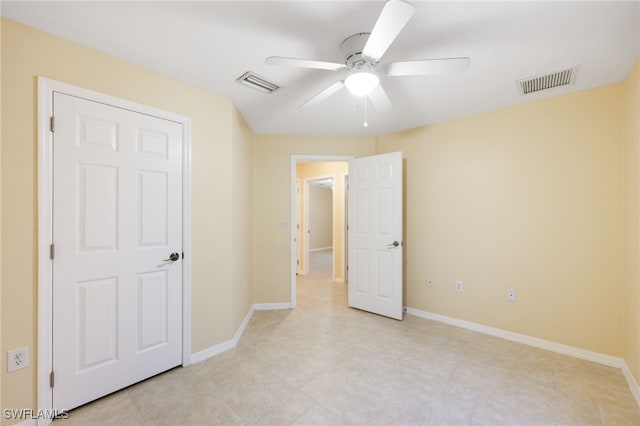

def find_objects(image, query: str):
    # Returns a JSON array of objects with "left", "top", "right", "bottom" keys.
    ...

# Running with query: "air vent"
[
  {"left": 517, "top": 66, "right": 578, "bottom": 95},
  {"left": 237, "top": 71, "right": 280, "bottom": 94}
]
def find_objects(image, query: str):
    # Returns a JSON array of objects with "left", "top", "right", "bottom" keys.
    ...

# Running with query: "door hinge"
[
  {"left": 182, "top": 252, "right": 184, "bottom": 259},
  {"left": 297, "top": 259, "right": 300, "bottom": 265},
  {"left": 50, "top": 116, "right": 55, "bottom": 133},
  {"left": 50, "top": 371, "right": 55, "bottom": 388},
  {"left": 50, "top": 244, "right": 55, "bottom": 260}
]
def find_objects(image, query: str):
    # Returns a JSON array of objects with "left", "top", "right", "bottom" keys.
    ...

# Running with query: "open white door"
[
  {"left": 348, "top": 152, "right": 403, "bottom": 320},
  {"left": 52, "top": 92, "right": 183, "bottom": 410}
]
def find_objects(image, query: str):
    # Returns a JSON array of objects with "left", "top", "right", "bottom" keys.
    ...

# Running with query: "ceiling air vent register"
[
  {"left": 517, "top": 66, "right": 578, "bottom": 95},
  {"left": 237, "top": 71, "right": 280, "bottom": 93}
]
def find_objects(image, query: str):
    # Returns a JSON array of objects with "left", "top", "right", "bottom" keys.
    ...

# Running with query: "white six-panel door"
[
  {"left": 52, "top": 93, "right": 183, "bottom": 410},
  {"left": 348, "top": 152, "right": 403, "bottom": 320}
]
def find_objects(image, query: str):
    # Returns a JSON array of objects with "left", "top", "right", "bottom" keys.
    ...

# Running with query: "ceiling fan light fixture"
[{"left": 345, "top": 72, "right": 380, "bottom": 96}]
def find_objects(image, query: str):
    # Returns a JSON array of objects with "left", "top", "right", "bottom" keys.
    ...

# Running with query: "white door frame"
[
  {"left": 37, "top": 77, "right": 192, "bottom": 417},
  {"left": 290, "top": 155, "right": 352, "bottom": 308}
]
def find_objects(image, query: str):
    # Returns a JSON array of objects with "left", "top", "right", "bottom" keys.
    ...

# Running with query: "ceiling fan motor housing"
[{"left": 341, "top": 33, "right": 375, "bottom": 70}]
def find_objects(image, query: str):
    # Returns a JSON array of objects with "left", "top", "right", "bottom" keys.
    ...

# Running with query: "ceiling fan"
[{"left": 265, "top": 0, "right": 470, "bottom": 111}]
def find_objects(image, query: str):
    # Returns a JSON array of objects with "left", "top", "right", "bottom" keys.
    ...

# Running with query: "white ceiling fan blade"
[
  {"left": 367, "top": 84, "right": 393, "bottom": 112},
  {"left": 384, "top": 57, "right": 471, "bottom": 76},
  {"left": 300, "top": 81, "right": 345, "bottom": 108},
  {"left": 362, "top": 0, "right": 415, "bottom": 61},
  {"left": 266, "top": 56, "right": 346, "bottom": 71}
]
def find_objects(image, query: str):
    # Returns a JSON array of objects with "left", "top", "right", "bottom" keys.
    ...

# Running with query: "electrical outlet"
[
  {"left": 426, "top": 279, "right": 433, "bottom": 287},
  {"left": 8, "top": 347, "right": 29, "bottom": 372},
  {"left": 455, "top": 280, "right": 463, "bottom": 292},
  {"left": 507, "top": 289, "right": 517, "bottom": 302}
]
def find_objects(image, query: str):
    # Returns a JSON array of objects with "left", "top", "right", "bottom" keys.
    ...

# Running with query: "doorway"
[
  {"left": 289, "top": 155, "right": 353, "bottom": 308},
  {"left": 308, "top": 177, "right": 334, "bottom": 268},
  {"left": 299, "top": 176, "right": 334, "bottom": 276}
]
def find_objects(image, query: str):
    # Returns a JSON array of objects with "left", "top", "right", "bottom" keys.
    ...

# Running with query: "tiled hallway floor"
[{"left": 62, "top": 249, "right": 640, "bottom": 425}]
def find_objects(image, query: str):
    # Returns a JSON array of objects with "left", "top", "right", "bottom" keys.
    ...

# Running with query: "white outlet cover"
[{"left": 7, "top": 346, "right": 29, "bottom": 372}]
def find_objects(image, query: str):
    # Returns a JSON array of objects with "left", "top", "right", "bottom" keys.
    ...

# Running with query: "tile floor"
[{"left": 62, "top": 249, "right": 639, "bottom": 425}]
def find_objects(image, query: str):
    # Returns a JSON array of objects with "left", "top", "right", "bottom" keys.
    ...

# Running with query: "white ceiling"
[{"left": 2, "top": 1, "right": 639, "bottom": 136}]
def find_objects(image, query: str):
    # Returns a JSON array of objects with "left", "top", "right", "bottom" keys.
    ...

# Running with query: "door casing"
[{"left": 37, "top": 77, "right": 193, "bottom": 417}]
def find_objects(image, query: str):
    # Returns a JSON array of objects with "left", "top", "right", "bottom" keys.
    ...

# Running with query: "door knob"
[
  {"left": 164, "top": 252, "right": 180, "bottom": 262},
  {"left": 387, "top": 241, "right": 400, "bottom": 248}
]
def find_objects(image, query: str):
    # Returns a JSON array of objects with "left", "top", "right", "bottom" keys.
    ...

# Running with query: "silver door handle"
[
  {"left": 387, "top": 241, "right": 400, "bottom": 249},
  {"left": 164, "top": 252, "right": 180, "bottom": 262}
]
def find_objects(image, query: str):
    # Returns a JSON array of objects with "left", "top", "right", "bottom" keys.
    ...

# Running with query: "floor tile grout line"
[{"left": 126, "top": 388, "right": 152, "bottom": 426}]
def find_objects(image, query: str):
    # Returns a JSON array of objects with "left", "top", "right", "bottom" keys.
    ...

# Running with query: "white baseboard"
[
  {"left": 253, "top": 303, "right": 292, "bottom": 311},
  {"left": 190, "top": 306, "right": 254, "bottom": 364},
  {"left": 622, "top": 361, "right": 640, "bottom": 407},
  {"left": 310, "top": 247, "right": 332, "bottom": 252},
  {"left": 404, "top": 307, "right": 623, "bottom": 368}
]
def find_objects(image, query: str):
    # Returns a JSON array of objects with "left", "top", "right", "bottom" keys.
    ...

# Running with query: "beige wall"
[
  {"left": 297, "top": 162, "right": 349, "bottom": 280},
  {"left": 1, "top": 18, "right": 253, "bottom": 421},
  {"left": 254, "top": 135, "right": 375, "bottom": 303},
  {"left": 378, "top": 83, "right": 626, "bottom": 356},
  {"left": 624, "top": 59, "right": 640, "bottom": 382},
  {"left": 308, "top": 186, "right": 333, "bottom": 250}
]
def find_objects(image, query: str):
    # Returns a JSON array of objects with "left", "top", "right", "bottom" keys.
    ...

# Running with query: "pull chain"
[{"left": 363, "top": 96, "right": 368, "bottom": 128}]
